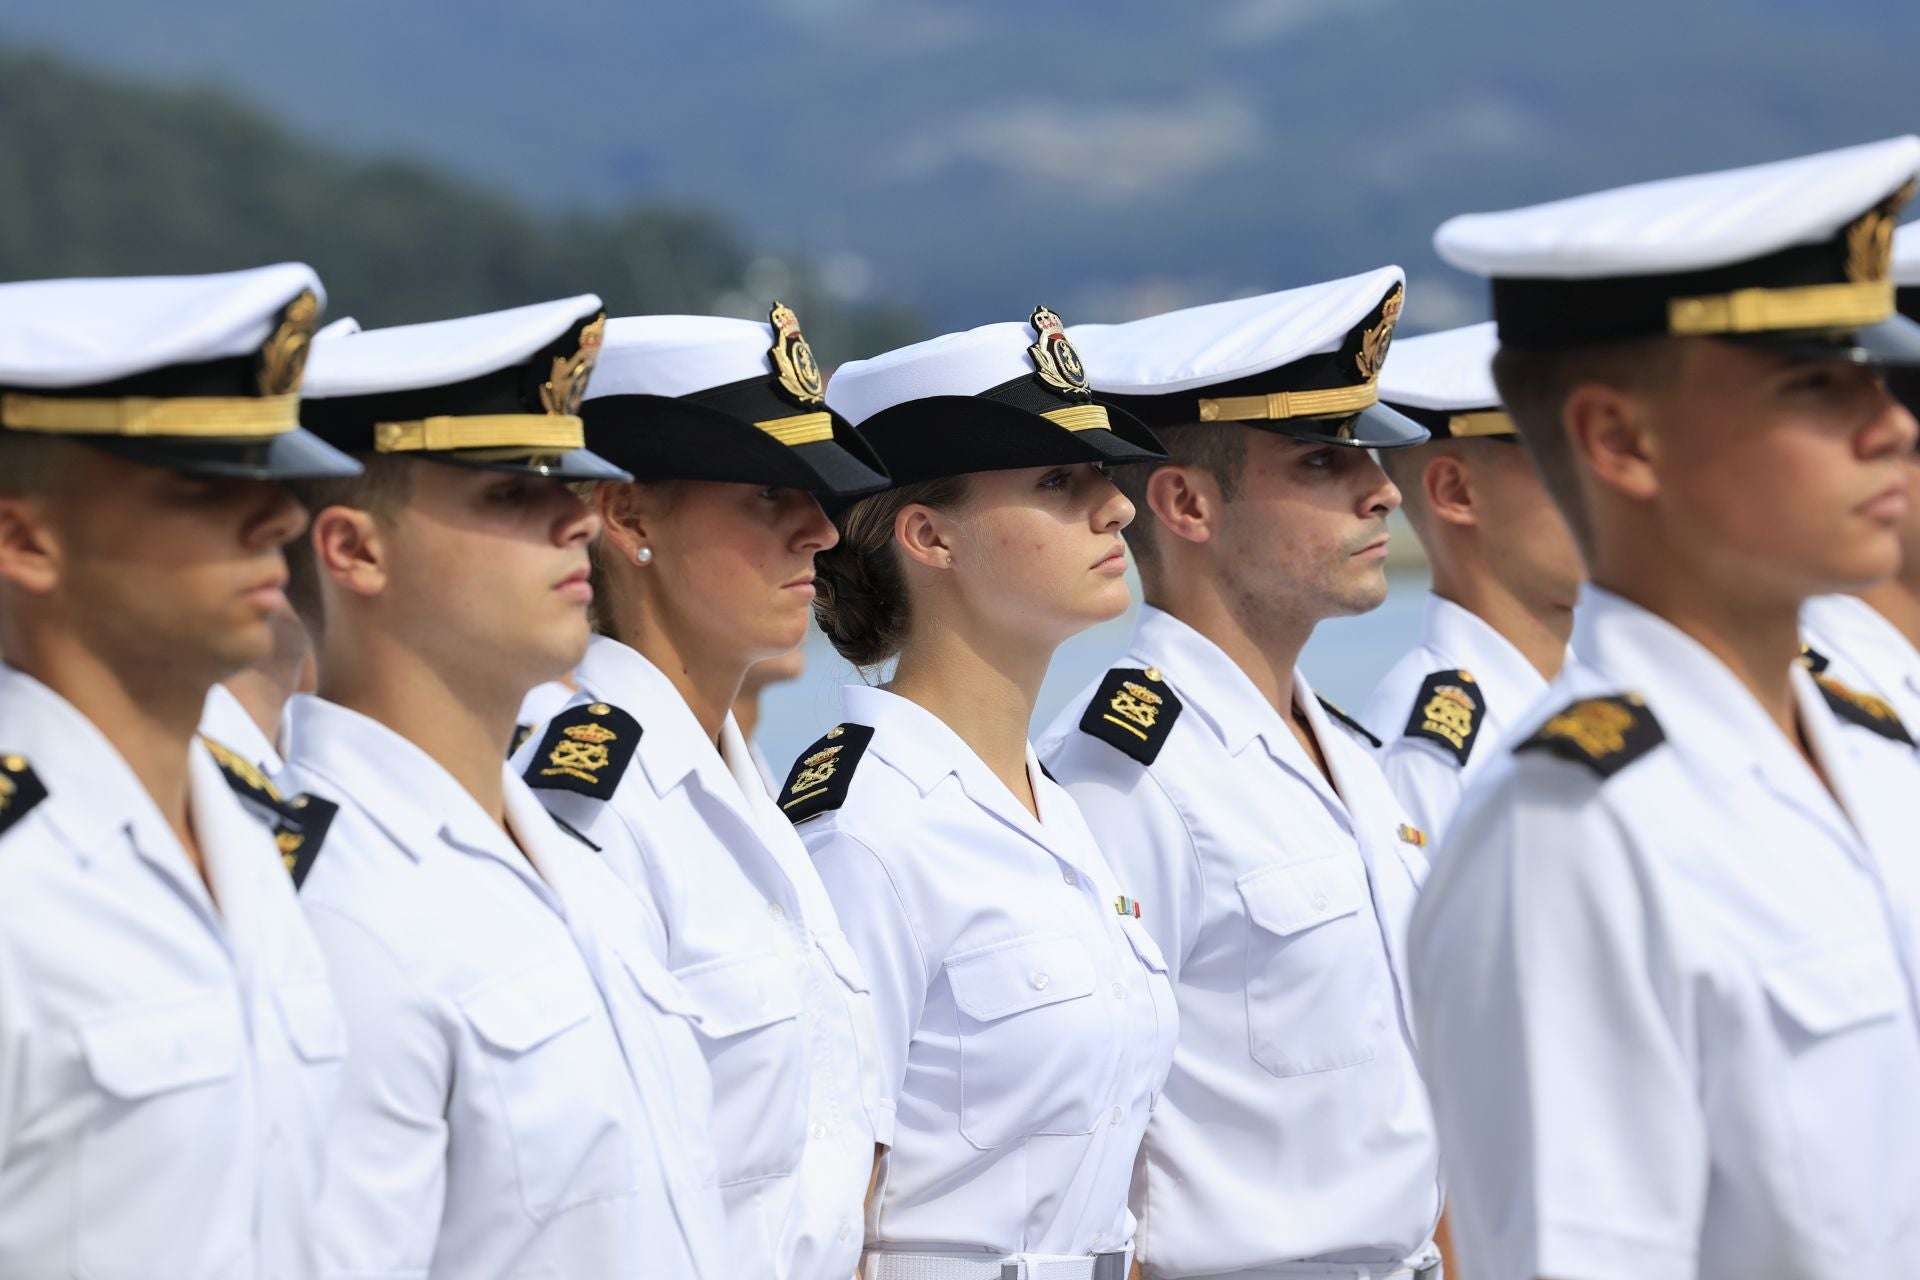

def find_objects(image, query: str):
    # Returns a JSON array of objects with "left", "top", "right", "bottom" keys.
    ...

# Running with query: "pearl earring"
[{"left": 634, "top": 546, "right": 653, "bottom": 565}]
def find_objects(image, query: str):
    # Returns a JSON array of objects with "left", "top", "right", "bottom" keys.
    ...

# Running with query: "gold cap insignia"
[
  {"left": 540, "top": 313, "right": 606, "bottom": 416},
  {"left": 1029, "top": 305, "right": 1091, "bottom": 397},
  {"left": 1354, "top": 284, "right": 1404, "bottom": 382},
  {"left": 769, "top": 301, "right": 826, "bottom": 405},
  {"left": 1847, "top": 180, "right": 1915, "bottom": 285},
  {"left": 258, "top": 290, "right": 320, "bottom": 397}
]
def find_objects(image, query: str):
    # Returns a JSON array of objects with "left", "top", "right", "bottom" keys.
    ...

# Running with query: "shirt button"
[
  {"left": 1111, "top": 1107, "right": 1123, "bottom": 1126},
  {"left": 838, "top": 1221, "right": 852, "bottom": 1242},
  {"left": 1031, "top": 971, "right": 1051, "bottom": 991},
  {"left": 810, "top": 1122, "right": 826, "bottom": 1140},
  {"left": 1111, "top": 982, "right": 1125, "bottom": 1000},
  {"left": 1062, "top": 870, "right": 1076, "bottom": 886},
  {"left": 1310, "top": 889, "right": 1328, "bottom": 910},
  {"left": 768, "top": 902, "right": 786, "bottom": 920}
]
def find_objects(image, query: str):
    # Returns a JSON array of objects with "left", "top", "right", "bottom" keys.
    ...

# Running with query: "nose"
[
  {"left": 793, "top": 492, "right": 839, "bottom": 553},
  {"left": 554, "top": 484, "right": 602, "bottom": 546},
  {"left": 253, "top": 481, "right": 309, "bottom": 550},
  {"left": 1094, "top": 474, "right": 1135, "bottom": 532},
  {"left": 1360, "top": 454, "right": 1402, "bottom": 518},
  {"left": 1864, "top": 386, "right": 1920, "bottom": 460}
]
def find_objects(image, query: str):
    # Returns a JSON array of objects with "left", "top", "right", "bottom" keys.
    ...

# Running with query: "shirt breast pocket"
[
  {"left": 1236, "top": 857, "right": 1387, "bottom": 1077},
  {"left": 679, "top": 949, "right": 808, "bottom": 1184},
  {"left": 458, "top": 956, "right": 640, "bottom": 1222},
  {"left": 1761, "top": 940, "right": 1920, "bottom": 1254},
  {"left": 945, "top": 932, "right": 1103, "bottom": 1149},
  {"left": 77, "top": 992, "right": 247, "bottom": 1280}
]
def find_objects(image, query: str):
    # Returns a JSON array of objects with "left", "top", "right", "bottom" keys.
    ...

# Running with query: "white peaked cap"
[
  {"left": 1379, "top": 321, "right": 1501, "bottom": 412},
  {"left": 827, "top": 321, "right": 1035, "bottom": 427},
  {"left": 0, "top": 262, "right": 323, "bottom": 389},
  {"left": 302, "top": 294, "right": 601, "bottom": 399}
]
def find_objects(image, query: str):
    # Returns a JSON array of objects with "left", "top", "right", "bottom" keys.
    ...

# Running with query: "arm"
[
  {"left": 1409, "top": 771, "right": 1707, "bottom": 1280},
  {"left": 1375, "top": 737, "right": 1460, "bottom": 851},
  {"left": 304, "top": 906, "right": 456, "bottom": 1280}
]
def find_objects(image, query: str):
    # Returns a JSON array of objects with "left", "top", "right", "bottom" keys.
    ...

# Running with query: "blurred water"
[{"left": 754, "top": 570, "right": 1431, "bottom": 773}]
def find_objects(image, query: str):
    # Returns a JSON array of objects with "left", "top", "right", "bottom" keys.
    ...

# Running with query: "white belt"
[
  {"left": 863, "top": 1247, "right": 1132, "bottom": 1280},
  {"left": 1182, "top": 1244, "right": 1442, "bottom": 1280}
]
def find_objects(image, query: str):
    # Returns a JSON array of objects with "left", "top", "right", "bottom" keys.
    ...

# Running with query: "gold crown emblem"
[
  {"left": 258, "top": 289, "right": 320, "bottom": 397},
  {"left": 1846, "top": 180, "right": 1914, "bottom": 284},
  {"left": 1028, "top": 305, "right": 1090, "bottom": 396},
  {"left": 562, "top": 721, "right": 618, "bottom": 745},
  {"left": 1355, "top": 284, "right": 1404, "bottom": 382},
  {"left": 540, "top": 313, "right": 605, "bottom": 416},
  {"left": 769, "top": 301, "right": 826, "bottom": 405}
]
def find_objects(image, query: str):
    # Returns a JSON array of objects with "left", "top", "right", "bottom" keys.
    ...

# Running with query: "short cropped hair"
[
  {"left": 283, "top": 454, "right": 415, "bottom": 639},
  {"left": 1107, "top": 422, "right": 1248, "bottom": 588}
]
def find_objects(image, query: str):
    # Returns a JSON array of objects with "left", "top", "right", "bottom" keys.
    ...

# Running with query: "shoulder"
[
  {"left": 777, "top": 723, "right": 877, "bottom": 825},
  {"left": 201, "top": 736, "right": 337, "bottom": 887},
  {"left": 0, "top": 753, "right": 48, "bottom": 842},
  {"left": 1512, "top": 692, "right": 1666, "bottom": 780},
  {"left": 1072, "top": 666, "right": 1185, "bottom": 765},
  {"left": 520, "top": 699, "right": 643, "bottom": 801},
  {"left": 1813, "top": 673, "right": 1914, "bottom": 747},
  {"left": 1316, "top": 693, "right": 1381, "bottom": 750},
  {"left": 1395, "top": 669, "right": 1488, "bottom": 766}
]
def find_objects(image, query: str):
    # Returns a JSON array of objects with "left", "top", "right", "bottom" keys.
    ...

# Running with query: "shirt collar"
[
  {"left": 574, "top": 634, "right": 731, "bottom": 800},
  {"left": 1803, "top": 593, "right": 1920, "bottom": 697},
  {"left": 1420, "top": 592, "right": 1555, "bottom": 710},
  {"left": 1, "top": 663, "right": 171, "bottom": 853}
]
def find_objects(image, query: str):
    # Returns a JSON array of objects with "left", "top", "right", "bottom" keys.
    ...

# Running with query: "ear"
[
  {"left": 1564, "top": 381, "right": 1659, "bottom": 503},
  {"left": 1423, "top": 450, "right": 1478, "bottom": 529},
  {"left": 308, "top": 505, "right": 389, "bottom": 601},
  {"left": 0, "top": 495, "right": 61, "bottom": 597},
  {"left": 894, "top": 501, "right": 956, "bottom": 572},
  {"left": 595, "top": 481, "right": 650, "bottom": 562},
  {"left": 1144, "top": 464, "right": 1221, "bottom": 549}
]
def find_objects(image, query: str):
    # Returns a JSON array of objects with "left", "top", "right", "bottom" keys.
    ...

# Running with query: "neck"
[
  {"left": 888, "top": 617, "right": 1048, "bottom": 805},
  {"left": 5, "top": 626, "right": 209, "bottom": 856},
  {"left": 615, "top": 614, "right": 747, "bottom": 747},
  {"left": 220, "top": 666, "right": 299, "bottom": 745},
  {"left": 314, "top": 622, "right": 525, "bottom": 827},
  {"left": 732, "top": 694, "right": 762, "bottom": 743},
  {"left": 1855, "top": 576, "right": 1920, "bottom": 653},
  {"left": 1144, "top": 563, "right": 1310, "bottom": 716},
  {"left": 1428, "top": 559, "right": 1574, "bottom": 681}
]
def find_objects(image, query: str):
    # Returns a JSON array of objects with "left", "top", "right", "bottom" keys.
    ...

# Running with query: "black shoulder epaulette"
[
  {"left": 1515, "top": 694, "right": 1665, "bottom": 779},
  {"left": 1798, "top": 644, "right": 1831, "bottom": 675},
  {"left": 1078, "top": 667, "right": 1183, "bottom": 765},
  {"left": 522, "top": 701, "right": 642, "bottom": 800},
  {"left": 779, "top": 724, "right": 875, "bottom": 824},
  {"left": 0, "top": 754, "right": 48, "bottom": 839},
  {"left": 200, "top": 736, "right": 335, "bottom": 886},
  {"left": 509, "top": 723, "right": 536, "bottom": 757},
  {"left": 1815, "top": 674, "right": 1915, "bottom": 746},
  {"left": 1318, "top": 694, "right": 1381, "bottom": 749},
  {"left": 276, "top": 793, "right": 337, "bottom": 889},
  {"left": 1402, "top": 669, "right": 1487, "bottom": 765}
]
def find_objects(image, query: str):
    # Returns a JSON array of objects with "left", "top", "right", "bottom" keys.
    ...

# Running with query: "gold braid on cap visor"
[
  {"left": 1, "top": 392, "right": 299, "bottom": 437},
  {"left": 1667, "top": 279, "right": 1894, "bottom": 336},
  {"left": 373, "top": 415, "right": 584, "bottom": 453},
  {"left": 1196, "top": 380, "right": 1379, "bottom": 423},
  {"left": 1042, "top": 403, "right": 1112, "bottom": 432}
]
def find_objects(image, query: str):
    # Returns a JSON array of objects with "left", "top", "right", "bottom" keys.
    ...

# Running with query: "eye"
[
  {"left": 1301, "top": 448, "right": 1337, "bottom": 470},
  {"left": 487, "top": 478, "right": 531, "bottom": 503},
  {"left": 1091, "top": 461, "right": 1114, "bottom": 479},
  {"left": 1038, "top": 468, "right": 1072, "bottom": 491},
  {"left": 759, "top": 486, "right": 782, "bottom": 501},
  {"left": 1784, "top": 368, "right": 1839, "bottom": 394}
]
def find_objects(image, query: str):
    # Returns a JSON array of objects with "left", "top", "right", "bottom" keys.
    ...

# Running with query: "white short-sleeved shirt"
[
  {"left": 1410, "top": 586, "right": 1920, "bottom": 1280},
  {"left": 0, "top": 665, "right": 342, "bottom": 1280},
  {"left": 515, "top": 636, "right": 882, "bottom": 1280},
  {"left": 1360, "top": 592, "right": 1561, "bottom": 849},
  {"left": 1036, "top": 607, "right": 1443, "bottom": 1277},
  {"left": 201, "top": 681, "right": 288, "bottom": 776},
  {"left": 283, "top": 695, "right": 729, "bottom": 1280},
  {"left": 1802, "top": 593, "right": 1920, "bottom": 737},
  {"left": 795, "top": 685, "right": 1178, "bottom": 1261}
]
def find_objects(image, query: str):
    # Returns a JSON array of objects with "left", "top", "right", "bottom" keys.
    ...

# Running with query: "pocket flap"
[
  {"left": 946, "top": 933, "right": 1096, "bottom": 1022},
  {"left": 680, "top": 950, "right": 804, "bottom": 1040},
  {"left": 1763, "top": 943, "right": 1906, "bottom": 1037},
  {"left": 80, "top": 992, "right": 241, "bottom": 1099},
  {"left": 1120, "top": 918, "right": 1168, "bottom": 974},
  {"left": 1238, "top": 857, "right": 1367, "bottom": 938},
  {"left": 616, "top": 944, "right": 703, "bottom": 1022},
  {"left": 275, "top": 980, "right": 347, "bottom": 1063},
  {"left": 817, "top": 932, "right": 872, "bottom": 994},
  {"left": 459, "top": 956, "right": 598, "bottom": 1054}
]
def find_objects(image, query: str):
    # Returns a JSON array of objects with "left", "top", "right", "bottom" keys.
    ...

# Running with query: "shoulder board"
[
  {"left": 779, "top": 724, "right": 875, "bottom": 824},
  {"left": 1402, "top": 669, "right": 1486, "bottom": 766},
  {"left": 508, "top": 722, "right": 536, "bottom": 757},
  {"left": 1815, "top": 674, "right": 1915, "bottom": 746},
  {"left": 0, "top": 754, "right": 48, "bottom": 840},
  {"left": 201, "top": 734, "right": 285, "bottom": 807},
  {"left": 275, "top": 793, "right": 337, "bottom": 889},
  {"left": 522, "top": 701, "right": 642, "bottom": 801},
  {"left": 1798, "top": 643, "right": 1831, "bottom": 675},
  {"left": 1318, "top": 694, "right": 1381, "bottom": 750},
  {"left": 1078, "top": 667, "right": 1183, "bottom": 765},
  {"left": 1515, "top": 694, "right": 1665, "bottom": 779}
]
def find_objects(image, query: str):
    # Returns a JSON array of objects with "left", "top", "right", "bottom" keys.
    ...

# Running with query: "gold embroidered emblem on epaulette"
[
  {"left": 1079, "top": 667, "right": 1183, "bottom": 764},
  {"left": 523, "top": 701, "right": 642, "bottom": 800},
  {"left": 1404, "top": 669, "right": 1486, "bottom": 765},
  {"left": 789, "top": 745, "right": 845, "bottom": 799},
  {"left": 201, "top": 735, "right": 284, "bottom": 802},
  {"left": 779, "top": 724, "right": 875, "bottom": 823},
  {"left": 1815, "top": 673, "right": 1915, "bottom": 746},
  {"left": 1517, "top": 693, "right": 1665, "bottom": 779}
]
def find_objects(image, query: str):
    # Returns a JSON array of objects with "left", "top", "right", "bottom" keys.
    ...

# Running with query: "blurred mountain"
[{"left": 3, "top": 0, "right": 1917, "bottom": 335}]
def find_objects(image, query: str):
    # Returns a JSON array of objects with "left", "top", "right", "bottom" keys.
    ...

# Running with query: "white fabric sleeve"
[
  {"left": 1375, "top": 737, "right": 1461, "bottom": 851},
  {"left": 304, "top": 905, "right": 455, "bottom": 1280},
  {"left": 1410, "top": 766, "right": 1706, "bottom": 1280}
]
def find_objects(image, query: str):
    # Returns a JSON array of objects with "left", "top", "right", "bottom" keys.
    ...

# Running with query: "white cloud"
[
  {"left": 883, "top": 94, "right": 1261, "bottom": 201},
  {"left": 1213, "top": 0, "right": 1388, "bottom": 45}
]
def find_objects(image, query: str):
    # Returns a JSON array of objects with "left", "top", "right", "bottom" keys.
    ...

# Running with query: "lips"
[
  {"left": 1092, "top": 544, "right": 1128, "bottom": 572},
  {"left": 1858, "top": 480, "right": 1912, "bottom": 522}
]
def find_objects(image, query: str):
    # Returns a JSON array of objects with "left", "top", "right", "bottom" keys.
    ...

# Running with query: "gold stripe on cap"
[
  {"left": 1667, "top": 280, "right": 1893, "bottom": 337},
  {"left": 755, "top": 412, "right": 835, "bottom": 446},
  {"left": 1196, "top": 382, "right": 1379, "bottom": 423},
  {"left": 1448, "top": 411, "right": 1516, "bottom": 438},
  {"left": 374, "top": 415, "right": 584, "bottom": 454},
  {"left": 1043, "top": 403, "right": 1111, "bottom": 433},
  {"left": 1, "top": 392, "right": 298, "bottom": 438}
]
